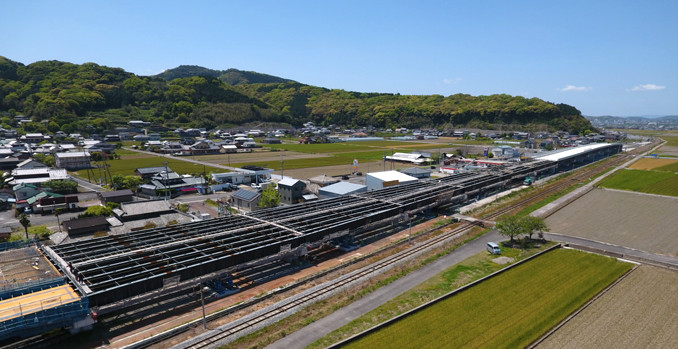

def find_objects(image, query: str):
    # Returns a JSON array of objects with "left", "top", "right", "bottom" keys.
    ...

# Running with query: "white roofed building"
[
  {"left": 366, "top": 170, "right": 418, "bottom": 191},
  {"left": 384, "top": 152, "right": 432, "bottom": 165}
]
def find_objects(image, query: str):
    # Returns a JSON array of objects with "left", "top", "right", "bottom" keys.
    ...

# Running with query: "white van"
[{"left": 487, "top": 242, "right": 501, "bottom": 255}]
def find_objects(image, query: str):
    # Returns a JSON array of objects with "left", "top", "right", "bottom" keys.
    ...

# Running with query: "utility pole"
[
  {"left": 199, "top": 284, "right": 207, "bottom": 329},
  {"left": 164, "top": 161, "right": 169, "bottom": 201},
  {"left": 281, "top": 152, "right": 284, "bottom": 178},
  {"left": 408, "top": 212, "right": 413, "bottom": 244},
  {"left": 391, "top": 149, "right": 394, "bottom": 170}
]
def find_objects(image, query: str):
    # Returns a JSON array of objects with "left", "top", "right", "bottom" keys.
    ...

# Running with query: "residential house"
[
  {"left": 99, "top": 189, "right": 134, "bottom": 204},
  {"left": 277, "top": 178, "right": 306, "bottom": 204},
  {"left": 35, "top": 195, "right": 79, "bottom": 213},
  {"left": 13, "top": 183, "right": 41, "bottom": 201},
  {"left": 112, "top": 200, "right": 175, "bottom": 222},
  {"left": 138, "top": 171, "right": 205, "bottom": 197},
  {"left": 62, "top": 216, "right": 110, "bottom": 237},
  {"left": 188, "top": 140, "right": 220, "bottom": 155},
  {"left": 135, "top": 166, "right": 171, "bottom": 179}
]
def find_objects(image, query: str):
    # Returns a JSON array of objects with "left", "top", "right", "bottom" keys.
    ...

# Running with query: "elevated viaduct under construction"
[{"left": 1, "top": 142, "right": 622, "bottom": 341}]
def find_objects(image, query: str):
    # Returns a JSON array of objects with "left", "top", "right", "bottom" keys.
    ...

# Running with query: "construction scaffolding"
[{"left": 43, "top": 160, "right": 560, "bottom": 308}]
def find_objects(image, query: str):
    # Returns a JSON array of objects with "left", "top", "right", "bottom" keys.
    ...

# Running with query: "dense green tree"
[
  {"left": 43, "top": 179, "right": 78, "bottom": 194},
  {"left": 496, "top": 215, "right": 523, "bottom": 242},
  {"left": 32, "top": 153, "right": 55, "bottom": 167},
  {"left": 18, "top": 213, "right": 30, "bottom": 240},
  {"left": 259, "top": 185, "right": 280, "bottom": 209},
  {"left": 81, "top": 205, "right": 113, "bottom": 217},
  {"left": 0, "top": 56, "right": 596, "bottom": 134}
]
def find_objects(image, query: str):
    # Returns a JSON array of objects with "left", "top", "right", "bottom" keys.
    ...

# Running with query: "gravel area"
[
  {"left": 538, "top": 265, "right": 678, "bottom": 349},
  {"left": 545, "top": 188, "right": 678, "bottom": 257}
]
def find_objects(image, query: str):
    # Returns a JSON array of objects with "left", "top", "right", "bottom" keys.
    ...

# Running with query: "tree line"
[{"left": 0, "top": 57, "right": 595, "bottom": 134}]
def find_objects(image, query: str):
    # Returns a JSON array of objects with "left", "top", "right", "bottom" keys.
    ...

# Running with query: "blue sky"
[{"left": 2, "top": 0, "right": 677, "bottom": 116}]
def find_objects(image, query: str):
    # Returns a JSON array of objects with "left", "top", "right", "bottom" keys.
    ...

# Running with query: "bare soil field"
[
  {"left": 658, "top": 145, "right": 678, "bottom": 157},
  {"left": 538, "top": 265, "right": 678, "bottom": 349},
  {"left": 629, "top": 157, "right": 678, "bottom": 170},
  {"left": 545, "top": 188, "right": 678, "bottom": 257}
]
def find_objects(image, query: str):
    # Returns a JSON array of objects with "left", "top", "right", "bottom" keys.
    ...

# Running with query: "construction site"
[{"left": 0, "top": 143, "right": 622, "bottom": 344}]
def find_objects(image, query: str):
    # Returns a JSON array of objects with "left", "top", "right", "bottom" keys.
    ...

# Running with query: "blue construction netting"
[
  {"left": 0, "top": 240, "right": 37, "bottom": 252},
  {"left": 0, "top": 297, "right": 89, "bottom": 341},
  {"left": 0, "top": 277, "right": 66, "bottom": 301}
]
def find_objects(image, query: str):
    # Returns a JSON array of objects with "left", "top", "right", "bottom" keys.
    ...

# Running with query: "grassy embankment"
[{"left": 335, "top": 248, "right": 632, "bottom": 349}]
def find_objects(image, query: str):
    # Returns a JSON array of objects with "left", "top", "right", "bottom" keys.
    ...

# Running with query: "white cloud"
[
  {"left": 630, "top": 84, "right": 666, "bottom": 91},
  {"left": 443, "top": 77, "right": 462, "bottom": 84},
  {"left": 559, "top": 85, "right": 592, "bottom": 92}
]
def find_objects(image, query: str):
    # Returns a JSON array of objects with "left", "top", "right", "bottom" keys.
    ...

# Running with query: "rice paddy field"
[
  {"left": 598, "top": 168, "right": 678, "bottom": 197},
  {"left": 341, "top": 248, "right": 632, "bottom": 349},
  {"left": 539, "top": 265, "right": 678, "bottom": 349}
]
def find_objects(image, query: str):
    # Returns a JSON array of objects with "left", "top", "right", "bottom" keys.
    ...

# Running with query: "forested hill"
[
  {"left": 155, "top": 65, "right": 295, "bottom": 85},
  {"left": 0, "top": 57, "right": 594, "bottom": 134}
]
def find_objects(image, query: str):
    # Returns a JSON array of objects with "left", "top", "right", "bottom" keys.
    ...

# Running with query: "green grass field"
[
  {"left": 229, "top": 150, "right": 388, "bottom": 170},
  {"left": 72, "top": 155, "right": 223, "bottom": 177},
  {"left": 599, "top": 169, "right": 678, "bottom": 197},
  {"left": 656, "top": 161, "right": 678, "bottom": 172},
  {"left": 661, "top": 136, "right": 678, "bottom": 147},
  {"left": 263, "top": 141, "right": 447, "bottom": 154},
  {"left": 343, "top": 248, "right": 631, "bottom": 349}
]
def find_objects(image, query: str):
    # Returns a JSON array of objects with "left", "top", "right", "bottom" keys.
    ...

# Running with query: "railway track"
[{"left": 178, "top": 145, "right": 654, "bottom": 349}]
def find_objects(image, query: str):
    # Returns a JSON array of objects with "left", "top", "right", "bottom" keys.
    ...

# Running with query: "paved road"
[
  {"left": 70, "top": 174, "right": 104, "bottom": 192},
  {"left": 266, "top": 230, "right": 501, "bottom": 349},
  {"left": 544, "top": 233, "right": 678, "bottom": 268}
]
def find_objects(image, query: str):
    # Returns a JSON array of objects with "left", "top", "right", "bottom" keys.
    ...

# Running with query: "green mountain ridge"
[
  {"left": 154, "top": 65, "right": 296, "bottom": 85},
  {"left": 0, "top": 56, "right": 594, "bottom": 135}
]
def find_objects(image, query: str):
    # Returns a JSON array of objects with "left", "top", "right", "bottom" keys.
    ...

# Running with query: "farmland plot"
[
  {"left": 545, "top": 189, "right": 678, "bottom": 256},
  {"left": 539, "top": 265, "right": 678, "bottom": 349},
  {"left": 343, "top": 249, "right": 631, "bottom": 349},
  {"left": 629, "top": 157, "right": 678, "bottom": 170}
]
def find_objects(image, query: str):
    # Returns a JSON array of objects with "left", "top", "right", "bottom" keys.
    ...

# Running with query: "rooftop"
[
  {"left": 319, "top": 181, "right": 367, "bottom": 195},
  {"left": 100, "top": 189, "right": 134, "bottom": 198},
  {"left": 535, "top": 143, "right": 612, "bottom": 162},
  {"left": 367, "top": 170, "right": 418, "bottom": 183},
  {"left": 232, "top": 189, "right": 260, "bottom": 201}
]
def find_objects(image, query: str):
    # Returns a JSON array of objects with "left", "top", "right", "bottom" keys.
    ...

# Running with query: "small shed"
[
  {"left": 62, "top": 216, "right": 110, "bottom": 237},
  {"left": 0, "top": 226, "right": 11, "bottom": 241},
  {"left": 231, "top": 189, "right": 261, "bottom": 211}
]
